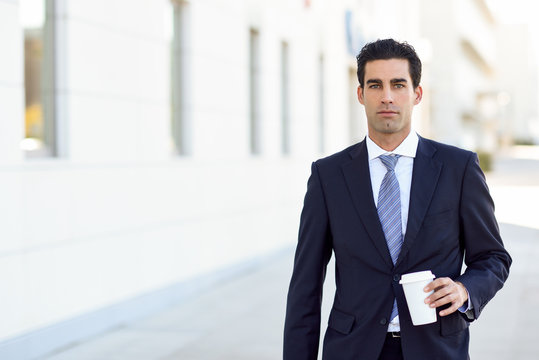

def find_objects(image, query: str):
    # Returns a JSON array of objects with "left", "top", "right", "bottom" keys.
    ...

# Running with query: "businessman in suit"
[{"left": 283, "top": 39, "right": 511, "bottom": 359}]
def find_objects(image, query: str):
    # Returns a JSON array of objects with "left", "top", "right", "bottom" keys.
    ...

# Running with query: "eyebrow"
[
  {"left": 391, "top": 78, "right": 408, "bottom": 84},
  {"left": 366, "top": 78, "right": 408, "bottom": 84}
]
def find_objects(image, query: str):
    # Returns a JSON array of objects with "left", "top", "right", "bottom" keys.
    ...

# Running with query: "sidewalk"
[
  {"left": 42, "top": 151, "right": 539, "bottom": 360},
  {"left": 468, "top": 148, "right": 539, "bottom": 359}
]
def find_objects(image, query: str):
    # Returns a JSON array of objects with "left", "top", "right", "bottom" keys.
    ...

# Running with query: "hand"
[{"left": 423, "top": 278, "right": 468, "bottom": 317}]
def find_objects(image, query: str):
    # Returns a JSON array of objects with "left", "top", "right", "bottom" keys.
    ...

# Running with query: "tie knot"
[{"left": 379, "top": 154, "right": 400, "bottom": 171}]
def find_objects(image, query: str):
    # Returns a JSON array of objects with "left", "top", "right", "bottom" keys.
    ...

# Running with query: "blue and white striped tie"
[{"left": 377, "top": 154, "right": 403, "bottom": 322}]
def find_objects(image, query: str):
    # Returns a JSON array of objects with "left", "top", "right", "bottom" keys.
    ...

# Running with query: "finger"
[
  {"left": 425, "top": 284, "right": 454, "bottom": 304},
  {"left": 428, "top": 292, "right": 457, "bottom": 308},
  {"left": 439, "top": 301, "right": 461, "bottom": 316},
  {"left": 430, "top": 289, "right": 465, "bottom": 310},
  {"left": 424, "top": 277, "right": 450, "bottom": 292}
]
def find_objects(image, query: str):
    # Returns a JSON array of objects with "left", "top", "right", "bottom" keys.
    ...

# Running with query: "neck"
[{"left": 368, "top": 131, "right": 410, "bottom": 152}]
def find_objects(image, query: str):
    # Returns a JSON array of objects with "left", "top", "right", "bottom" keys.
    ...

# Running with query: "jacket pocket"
[
  {"left": 440, "top": 312, "right": 469, "bottom": 336},
  {"left": 328, "top": 307, "right": 355, "bottom": 335},
  {"left": 422, "top": 209, "right": 455, "bottom": 228}
]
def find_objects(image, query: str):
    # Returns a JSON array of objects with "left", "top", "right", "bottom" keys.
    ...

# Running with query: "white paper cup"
[{"left": 399, "top": 270, "right": 437, "bottom": 326}]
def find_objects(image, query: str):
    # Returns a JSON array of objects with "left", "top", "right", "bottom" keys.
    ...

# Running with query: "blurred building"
[
  {"left": 419, "top": 0, "right": 497, "bottom": 150},
  {"left": 419, "top": 0, "right": 539, "bottom": 149},
  {"left": 0, "top": 0, "right": 536, "bottom": 358},
  {"left": 496, "top": 22, "right": 539, "bottom": 145}
]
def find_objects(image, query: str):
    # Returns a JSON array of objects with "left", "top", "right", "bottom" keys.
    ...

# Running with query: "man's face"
[{"left": 358, "top": 58, "right": 422, "bottom": 140}]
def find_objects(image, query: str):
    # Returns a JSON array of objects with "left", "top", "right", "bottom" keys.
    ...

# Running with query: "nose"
[{"left": 381, "top": 89, "right": 393, "bottom": 104}]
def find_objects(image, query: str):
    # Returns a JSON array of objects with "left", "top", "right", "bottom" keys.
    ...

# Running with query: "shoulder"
[
  {"left": 314, "top": 141, "right": 364, "bottom": 168},
  {"left": 419, "top": 136, "right": 475, "bottom": 163}
]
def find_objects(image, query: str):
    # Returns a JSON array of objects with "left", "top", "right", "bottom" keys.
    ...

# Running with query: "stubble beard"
[{"left": 374, "top": 118, "right": 402, "bottom": 134}]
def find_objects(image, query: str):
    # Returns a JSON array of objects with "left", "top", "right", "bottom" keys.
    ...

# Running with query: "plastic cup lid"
[{"left": 399, "top": 270, "right": 435, "bottom": 284}]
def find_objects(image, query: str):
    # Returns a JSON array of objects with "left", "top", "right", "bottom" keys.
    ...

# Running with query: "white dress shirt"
[
  {"left": 366, "top": 132, "right": 418, "bottom": 235},
  {"left": 366, "top": 131, "right": 419, "bottom": 332}
]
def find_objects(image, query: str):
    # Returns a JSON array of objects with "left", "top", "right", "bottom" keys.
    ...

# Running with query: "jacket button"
[
  {"left": 393, "top": 274, "right": 400, "bottom": 282},
  {"left": 380, "top": 318, "right": 387, "bottom": 325}
]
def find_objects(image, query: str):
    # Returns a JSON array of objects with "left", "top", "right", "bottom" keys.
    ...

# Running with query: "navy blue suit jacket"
[{"left": 283, "top": 136, "right": 511, "bottom": 360}]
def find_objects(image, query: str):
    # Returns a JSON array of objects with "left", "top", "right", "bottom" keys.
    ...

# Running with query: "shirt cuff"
[
  {"left": 458, "top": 302, "right": 470, "bottom": 312},
  {"left": 458, "top": 288, "right": 472, "bottom": 311},
  {"left": 458, "top": 289, "right": 474, "bottom": 320}
]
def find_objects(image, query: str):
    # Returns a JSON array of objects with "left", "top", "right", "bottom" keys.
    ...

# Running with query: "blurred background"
[{"left": 1, "top": 0, "right": 538, "bottom": 359}]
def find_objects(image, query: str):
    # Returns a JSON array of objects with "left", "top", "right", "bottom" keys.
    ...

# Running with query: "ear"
[
  {"left": 357, "top": 86, "right": 365, "bottom": 105},
  {"left": 414, "top": 85, "right": 423, "bottom": 105}
]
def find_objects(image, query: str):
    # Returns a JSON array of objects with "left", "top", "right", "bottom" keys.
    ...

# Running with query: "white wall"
[
  {"left": 0, "top": 159, "right": 308, "bottom": 340},
  {"left": 62, "top": 0, "right": 171, "bottom": 162}
]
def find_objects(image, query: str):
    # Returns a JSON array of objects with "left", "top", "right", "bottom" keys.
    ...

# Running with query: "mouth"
[{"left": 377, "top": 111, "right": 398, "bottom": 116}]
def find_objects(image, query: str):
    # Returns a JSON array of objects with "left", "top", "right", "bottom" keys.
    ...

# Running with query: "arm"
[
  {"left": 424, "top": 153, "right": 512, "bottom": 320},
  {"left": 283, "top": 162, "right": 333, "bottom": 360}
]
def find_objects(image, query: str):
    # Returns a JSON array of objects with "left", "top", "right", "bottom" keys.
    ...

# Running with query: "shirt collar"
[{"left": 366, "top": 131, "right": 419, "bottom": 161}]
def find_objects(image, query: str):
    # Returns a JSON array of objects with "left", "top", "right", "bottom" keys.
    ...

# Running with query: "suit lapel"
[
  {"left": 396, "top": 137, "right": 442, "bottom": 267},
  {"left": 342, "top": 140, "right": 394, "bottom": 269}
]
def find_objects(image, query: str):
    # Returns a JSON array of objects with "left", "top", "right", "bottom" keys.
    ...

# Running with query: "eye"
[
  {"left": 394, "top": 83, "right": 405, "bottom": 89},
  {"left": 369, "top": 84, "right": 381, "bottom": 89}
]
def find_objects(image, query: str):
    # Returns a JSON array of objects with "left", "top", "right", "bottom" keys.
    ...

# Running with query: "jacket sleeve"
[
  {"left": 283, "top": 161, "right": 333, "bottom": 360},
  {"left": 455, "top": 153, "right": 512, "bottom": 321}
]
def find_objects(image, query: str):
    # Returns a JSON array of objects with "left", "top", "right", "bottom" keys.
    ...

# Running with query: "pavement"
[{"left": 42, "top": 147, "right": 539, "bottom": 360}]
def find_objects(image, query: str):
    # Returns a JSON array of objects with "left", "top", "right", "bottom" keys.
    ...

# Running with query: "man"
[{"left": 283, "top": 39, "right": 511, "bottom": 359}]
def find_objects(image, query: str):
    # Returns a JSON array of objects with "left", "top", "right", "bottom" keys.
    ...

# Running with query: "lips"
[{"left": 377, "top": 111, "right": 398, "bottom": 115}]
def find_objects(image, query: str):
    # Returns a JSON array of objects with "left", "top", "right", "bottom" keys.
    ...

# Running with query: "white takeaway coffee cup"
[{"left": 399, "top": 270, "right": 437, "bottom": 326}]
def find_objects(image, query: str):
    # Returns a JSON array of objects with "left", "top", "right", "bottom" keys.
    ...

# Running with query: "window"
[
  {"left": 249, "top": 28, "right": 261, "bottom": 155},
  {"left": 170, "top": 0, "right": 192, "bottom": 155},
  {"left": 20, "top": 0, "right": 56, "bottom": 157},
  {"left": 281, "top": 41, "right": 290, "bottom": 155}
]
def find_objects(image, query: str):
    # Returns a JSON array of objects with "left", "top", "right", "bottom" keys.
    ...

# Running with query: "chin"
[{"left": 377, "top": 123, "right": 400, "bottom": 134}]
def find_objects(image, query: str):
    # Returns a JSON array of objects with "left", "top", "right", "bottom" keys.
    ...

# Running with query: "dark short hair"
[{"left": 356, "top": 39, "right": 422, "bottom": 89}]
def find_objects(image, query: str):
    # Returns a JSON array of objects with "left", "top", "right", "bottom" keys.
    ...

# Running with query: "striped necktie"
[{"left": 377, "top": 154, "right": 403, "bottom": 321}]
